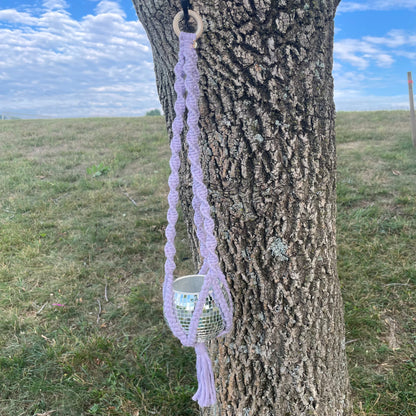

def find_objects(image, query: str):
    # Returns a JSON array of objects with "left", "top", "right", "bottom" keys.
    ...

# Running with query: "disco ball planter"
[{"left": 173, "top": 274, "right": 227, "bottom": 343}]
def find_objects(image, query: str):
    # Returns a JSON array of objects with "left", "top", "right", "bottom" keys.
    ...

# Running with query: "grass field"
[
  {"left": 336, "top": 111, "right": 416, "bottom": 416},
  {"left": 0, "top": 112, "right": 415, "bottom": 415}
]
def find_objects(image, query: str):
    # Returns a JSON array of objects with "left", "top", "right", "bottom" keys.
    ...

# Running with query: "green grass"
[
  {"left": 336, "top": 111, "right": 416, "bottom": 416},
  {"left": 0, "top": 117, "right": 196, "bottom": 416},
  {"left": 0, "top": 111, "right": 415, "bottom": 415}
]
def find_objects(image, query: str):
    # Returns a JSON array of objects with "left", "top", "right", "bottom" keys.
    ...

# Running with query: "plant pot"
[{"left": 173, "top": 274, "right": 226, "bottom": 342}]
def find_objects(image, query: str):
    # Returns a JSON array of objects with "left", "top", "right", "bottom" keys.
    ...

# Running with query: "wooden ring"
[{"left": 173, "top": 10, "right": 204, "bottom": 39}]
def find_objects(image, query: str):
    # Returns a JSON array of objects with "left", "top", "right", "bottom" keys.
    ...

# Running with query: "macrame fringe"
[{"left": 192, "top": 343, "right": 216, "bottom": 407}]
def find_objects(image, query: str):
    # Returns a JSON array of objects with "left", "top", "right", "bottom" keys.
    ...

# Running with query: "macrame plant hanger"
[{"left": 163, "top": 3, "right": 233, "bottom": 408}]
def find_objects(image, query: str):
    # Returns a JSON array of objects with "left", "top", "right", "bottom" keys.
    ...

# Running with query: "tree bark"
[{"left": 132, "top": 1, "right": 351, "bottom": 415}]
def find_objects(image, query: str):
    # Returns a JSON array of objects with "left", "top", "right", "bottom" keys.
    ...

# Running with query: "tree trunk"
[{"left": 132, "top": 1, "right": 351, "bottom": 415}]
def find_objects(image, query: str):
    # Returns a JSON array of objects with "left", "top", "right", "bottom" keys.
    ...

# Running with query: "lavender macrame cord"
[{"left": 163, "top": 32, "right": 233, "bottom": 408}]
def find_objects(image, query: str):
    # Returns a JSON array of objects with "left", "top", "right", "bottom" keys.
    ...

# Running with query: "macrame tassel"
[{"left": 192, "top": 343, "right": 216, "bottom": 407}]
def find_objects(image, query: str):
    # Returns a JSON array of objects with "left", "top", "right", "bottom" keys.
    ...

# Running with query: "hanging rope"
[
  {"left": 181, "top": 0, "right": 191, "bottom": 27},
  {"left": 163, "top": 14, "right": 233, "bottom": 408}
]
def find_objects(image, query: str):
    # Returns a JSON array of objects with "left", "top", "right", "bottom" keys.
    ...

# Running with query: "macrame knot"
[{"left": 163, "top": 30, "right": 233, "bottom": 408}]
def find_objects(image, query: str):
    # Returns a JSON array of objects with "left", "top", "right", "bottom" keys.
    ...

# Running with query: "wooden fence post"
[{"left": 408, "top": 72, "right": 416, "bottom": 147}]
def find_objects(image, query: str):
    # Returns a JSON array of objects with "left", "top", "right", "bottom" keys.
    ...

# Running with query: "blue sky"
[
  {"left": 334, "top": 1, "right": 416, "bottom": 110},
  {"left": 0, "top": 0, "right": 415, "bottom": 118}
]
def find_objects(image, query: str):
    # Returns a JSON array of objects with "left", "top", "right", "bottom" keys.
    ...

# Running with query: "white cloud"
[
  {"left": 334, "top": 71, "right": 369, "bottom": 91},
  {"left": 94, "top": 0, "right": 126, "bottom": 18},
  {"left": 0, "top": 2, "right": 159, "bottom": 118},
  {"left": 42, "top": 0, "right": 69, "bottom": 11},
  {"left": 0, "top": 9, "right": 39, "bottom": 25},
  {"left": 338, "top": 0, "right": 416, "bottom": 13},
  {"left": 90, "top": 85, "right": 137, "bottom": 92},
  {"left": 333, "top": 27, "right": 416, "bottom": 111},
  {"left": 396, "top": 50, "right": 416, "bottom": 61},
  {"left": 363, "top": 30, "right": 416, "bottom": 48},
  {"left": 334, "top": 38, "right": 395, "bottom": 69},
  {"left": 334, "top": 29, "right": 416, "bottom": 70}
]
